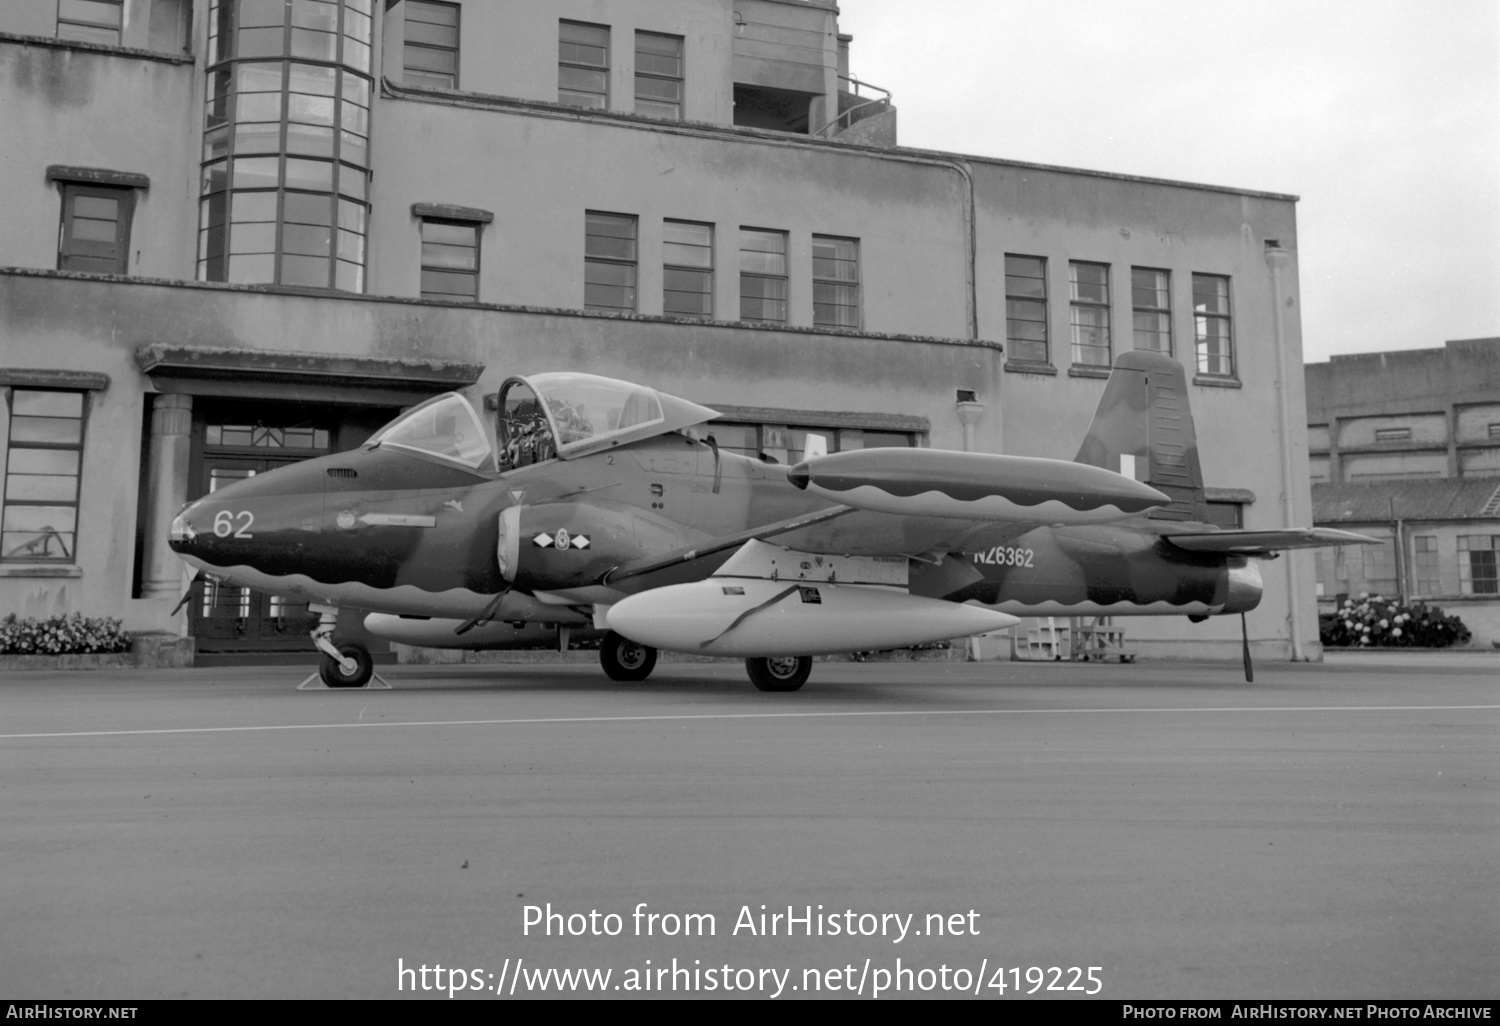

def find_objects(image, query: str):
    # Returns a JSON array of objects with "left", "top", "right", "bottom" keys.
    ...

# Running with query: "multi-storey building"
[
  {"left": 1, "top": 0, "right": 1317, "bottom": 663},
  {"left": 1307, "top": 338, "right": 1500, "bottom": 645}
]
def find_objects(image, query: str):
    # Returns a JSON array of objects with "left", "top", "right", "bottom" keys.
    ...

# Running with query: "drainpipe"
[
  {"left": 956, "top": 395, "right": 986, "bottom": 660},
  {"left": 1390, "top": 497, "right": 1407, "bottom": 605},
  {"left": 1265, "top": 243, "right": 1305, "bottom": 661}
]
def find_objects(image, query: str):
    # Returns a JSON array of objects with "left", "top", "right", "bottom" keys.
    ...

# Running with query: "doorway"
[{"left": 186, "top": 401, "right": 397, "bottom": 663}]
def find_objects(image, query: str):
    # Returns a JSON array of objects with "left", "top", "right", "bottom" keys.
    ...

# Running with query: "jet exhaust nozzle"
[{"left": 1222, "top": 558, "right": 1263, "bottom": 614}]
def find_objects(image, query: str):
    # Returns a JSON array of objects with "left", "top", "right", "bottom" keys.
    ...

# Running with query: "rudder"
[{"left": 1073, "top": 351, "right": 1207, "bottom": 522}]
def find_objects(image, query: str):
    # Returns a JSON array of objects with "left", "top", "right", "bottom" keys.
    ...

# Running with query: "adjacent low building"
[{"left": 1307, "top": 337, "right": 1500, "bottom": 647}]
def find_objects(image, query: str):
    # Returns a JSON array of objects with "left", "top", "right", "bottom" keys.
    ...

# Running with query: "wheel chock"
[{"left": 296, "top": 671, "right": 394, "bottom": 691}]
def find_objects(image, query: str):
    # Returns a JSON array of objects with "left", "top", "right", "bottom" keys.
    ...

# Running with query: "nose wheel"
[
  {"left": 319, "top": 641, "right": 374, "bottom": 688},
  {"left": 745, "top": 655, "right": 811, "bottom": 692},
  {"left": 303, "top": 603, "right": 384, "bottom": 689},
  {"left": 600, "top": 630, "right": 657, "bottom": 682}
]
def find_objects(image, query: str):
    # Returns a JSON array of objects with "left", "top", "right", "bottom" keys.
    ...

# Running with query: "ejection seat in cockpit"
[{"left": 497, "top": 380, "right": 555, "bottom": 470}]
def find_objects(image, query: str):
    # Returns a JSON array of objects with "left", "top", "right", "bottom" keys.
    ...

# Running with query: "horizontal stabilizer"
[{"left": 1163, "top": 527, "right": 1379, "bottom": 556}]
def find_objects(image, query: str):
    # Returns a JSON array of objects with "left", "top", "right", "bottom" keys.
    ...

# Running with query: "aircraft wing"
[
  {"left": 607, "top": 447, "right": 1170, "bottom": 584},
  {"left": 605, "top": 507, "right": 1042, "bottom": 589},
  {"left": 1163, "top": 527, "right": 1379, "bottom": 556},
  {"left": 604, "top": 506, "right": 857, "bottom": 584}
]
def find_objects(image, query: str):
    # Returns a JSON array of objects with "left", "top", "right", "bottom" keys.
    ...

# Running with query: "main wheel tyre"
[
  {"left": 745, "top": 655, "right": 811, "bottom": 692},
  {"left": 320, "top": 641, "right": 373, "bottom": 688},
  {"left": 600, "top": 631, "right": 657, "bottom": 682}
]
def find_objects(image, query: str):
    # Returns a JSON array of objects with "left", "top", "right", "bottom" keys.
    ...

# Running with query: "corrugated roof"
[{"left": 1313, "top": 479, "right": 1500, "bottom": 523}]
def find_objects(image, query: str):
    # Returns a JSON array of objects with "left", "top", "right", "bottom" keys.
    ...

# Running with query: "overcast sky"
[{"left": 836, "top": 0, "right": 1500, "bottom": 365}]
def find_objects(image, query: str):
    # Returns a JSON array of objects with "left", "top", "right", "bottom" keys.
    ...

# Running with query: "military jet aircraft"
[{"left": 169, "top": 351, "right": 1370, "bottom": 690}]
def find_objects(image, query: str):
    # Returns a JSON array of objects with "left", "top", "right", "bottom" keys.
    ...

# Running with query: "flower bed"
[
  {"left": 1, "top": 613, "right": 132, "bottom": 655},
  {"left": 1319, "top": 594, "right": 1471, "bottom": 648}
]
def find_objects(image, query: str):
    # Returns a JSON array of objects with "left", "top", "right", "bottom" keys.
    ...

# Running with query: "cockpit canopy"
[
  {"left": 497, "top": 372, "right": 720, "bottom": 469},
  {"left": 364, "top": 372, "right": 720, "bottom": 473}
]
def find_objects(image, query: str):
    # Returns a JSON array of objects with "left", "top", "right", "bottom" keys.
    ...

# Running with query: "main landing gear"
[
  {"left": 745, "top": 655, "right": 812, "bottom": 692},
  {"left": 600, "top": 630, "right": 658, "bottom": 682}
]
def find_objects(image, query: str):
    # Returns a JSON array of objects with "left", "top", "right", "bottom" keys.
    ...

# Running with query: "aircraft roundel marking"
[
  {"left": 530, "top": 530, "right": 591, "bottom": 550},
  {"left": 336, "top": 510, "right": 357, "bottom": 530}
]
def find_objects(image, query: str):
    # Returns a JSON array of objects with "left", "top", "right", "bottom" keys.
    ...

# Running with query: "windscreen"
[{"left": 367, "top": 393, "right": 492, "bottom": 468}]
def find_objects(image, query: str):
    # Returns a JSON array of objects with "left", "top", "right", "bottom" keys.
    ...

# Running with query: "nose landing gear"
[
  {"left": 320, "top": 641, "right": 374, "bottom": 688},
  {"left": 298, "top": 604, "right": 389, "bottom": 690}
]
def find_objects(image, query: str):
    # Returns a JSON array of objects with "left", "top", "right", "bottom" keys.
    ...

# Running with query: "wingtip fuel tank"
[{"left": 787, "top": 448, "right": 1170, "bottom": 524}]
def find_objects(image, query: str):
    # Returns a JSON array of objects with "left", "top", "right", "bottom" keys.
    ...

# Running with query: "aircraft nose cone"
[{"left": 168, "top": 500, "right": 205, "bottom": 552}]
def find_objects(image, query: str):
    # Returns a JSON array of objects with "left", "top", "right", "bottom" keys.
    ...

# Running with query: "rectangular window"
[
  {"left": 559, "top": 21, "right": 609, "bottom": 109},
  {"left": 1489, "top": 423, "right": 1500, "bottom": 440},
  {"left": 635, "top": 31, "right": 683, "bottom": 120},
  {"left": 419, "top": 219, "right": 479, "bottom": 301},
  {"left": 56, "top": 0, "right": 123, "bottom": 46},
  {"left": 711, "top": 422, "right": 913, "bottom": 463},
  {"left": 1362, "top": 540, "right": 1399, "bottom": 597},
  {"left": 3, "top": 390, "right": 85, "bottom": 562},
  {"left": 812, "top": 235, "right": 859, "bottom": 329},
  {"left": 1458, "top": 535, "right": 1499, "bottom": 595},
  {"left": 663, "top": 220, "right": 712, "bottom": 319},
  {"left": 1203, "top": 501, "right": 1243, "bottom": 529},
  {"left": 740, "top": 228, "right": 788, "bottom": 323},
  {"left": 1375, "top": 427, "right": 1413, "bottom": 443},
  {"left": 584, "top": 211, "right": 637, "bottom": 313},
  {"left": 1131, "top": 267, "right": 1171, "bottom": 354},
  {"left": 1413, "top": 535, "right": 1440, "bottom": 596},
  {"left": 58, "top": 183, "right": 133, "bottom": 275},
  {"left": 1193, "top": 273, "right": 1235, "bottom": 377},
  {"left": 1070, "top": 261, "right": 1111, "bottom": 367},
  {"left": 1004, "top": 255, "right": 1048, "bottom": 364},
  {"left": 404, "top": 1, "right": 459, "bottom": 89}
]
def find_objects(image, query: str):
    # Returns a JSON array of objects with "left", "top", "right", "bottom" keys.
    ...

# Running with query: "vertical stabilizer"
[{"left": 1073, "top": 351, "right": 1208, "bottom": 522}]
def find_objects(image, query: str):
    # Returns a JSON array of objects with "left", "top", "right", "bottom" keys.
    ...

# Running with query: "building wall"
[
  {"left": 381, "top": 0, "right": 740, "bottom": 125},
  {"left": 0, "top": 0, "right": 1319, "bottom": 661},
  {"left": 973, "top": 164, "right": 1312, "bottom": 656},
  {"left": 0, "top": 40, "right": 199, "bottom": 279},
  {"left": 366, "top": 95, "right": 971, "bottom": 333}
]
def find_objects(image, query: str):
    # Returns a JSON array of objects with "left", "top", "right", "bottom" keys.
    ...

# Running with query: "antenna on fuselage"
[{"left": 170, "top": 572, "right": 205, "bottom": 616}]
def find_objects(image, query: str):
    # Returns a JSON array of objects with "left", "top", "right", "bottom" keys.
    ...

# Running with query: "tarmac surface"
[{"left": 2, "top": 654, "right": 1497, "bottom": 1000}]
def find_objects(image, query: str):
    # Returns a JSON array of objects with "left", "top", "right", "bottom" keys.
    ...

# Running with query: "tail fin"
[{"left": 1073, "top": 351, "right": 1207, "bottom": 522}]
